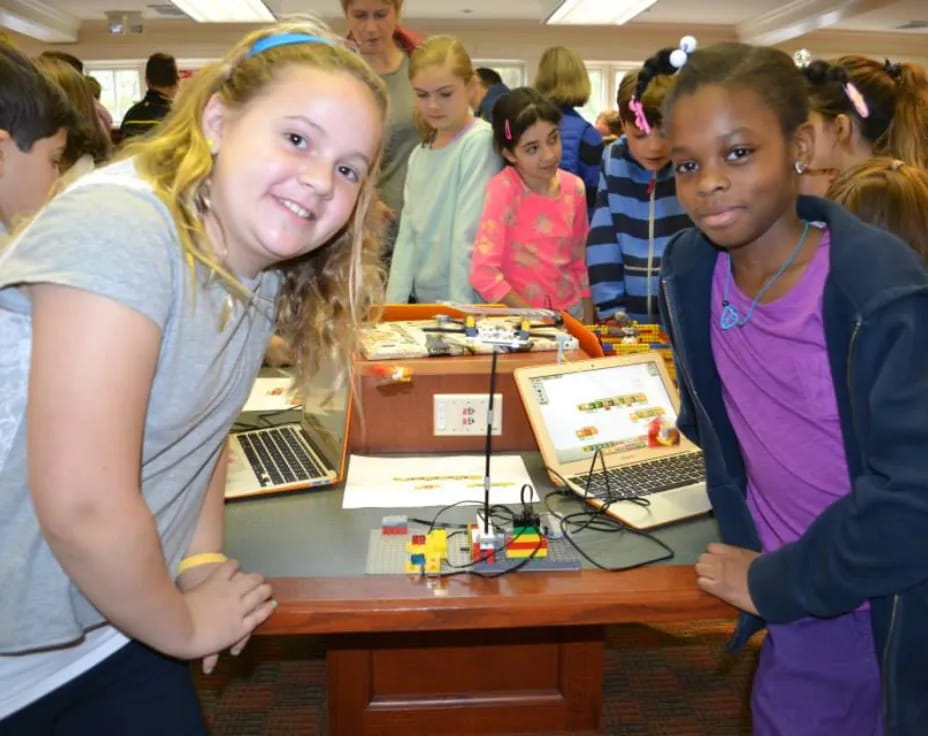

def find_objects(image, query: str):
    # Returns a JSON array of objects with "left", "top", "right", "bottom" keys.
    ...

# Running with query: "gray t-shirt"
[
  {"left": 0, "top": 160, "right": 281, "bottom": 654},
  {"left": 378, "top": 54, "right": 418, "bottom": 225}
]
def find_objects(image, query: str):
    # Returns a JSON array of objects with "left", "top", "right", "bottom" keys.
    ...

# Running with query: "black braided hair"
[{"left": 635, "top": 47, "right": 679, "bottom": 104}]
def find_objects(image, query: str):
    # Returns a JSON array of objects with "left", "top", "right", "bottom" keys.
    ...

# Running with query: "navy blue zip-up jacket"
[
  {"left": 659, "top": 196, "right": 928, "bottom": 735},
  {"left": 557, "top": 106, "right": 603, "bottom": 214}
]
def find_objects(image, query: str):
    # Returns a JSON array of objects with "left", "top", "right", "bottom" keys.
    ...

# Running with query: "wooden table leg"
[{"left": 327, "top": 625, "right": 604, "bottom": 735}]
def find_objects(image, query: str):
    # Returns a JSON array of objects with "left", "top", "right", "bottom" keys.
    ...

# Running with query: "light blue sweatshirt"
[{"left": 386, "top": 118, "right": 502, "bottom": 304}]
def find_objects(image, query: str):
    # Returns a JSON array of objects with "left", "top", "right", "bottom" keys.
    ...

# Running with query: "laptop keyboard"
[
  {"left": 237, "top": 426, "right": 328, "bottom": 487},
  {"left": 569, "top": 453, "right": 705, "bottom": 501}
]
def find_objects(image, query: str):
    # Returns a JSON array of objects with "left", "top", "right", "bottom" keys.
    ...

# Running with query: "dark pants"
[{"left": 0, "top": 640, "right": 206, "bottom": 735}]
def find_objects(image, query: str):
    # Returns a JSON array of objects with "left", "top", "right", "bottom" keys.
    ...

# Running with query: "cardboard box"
[{"left": 349, "top": 305, "right": 603, "bottom": 453}]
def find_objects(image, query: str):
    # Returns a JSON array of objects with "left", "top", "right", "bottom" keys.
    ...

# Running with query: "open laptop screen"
[
  {"left": 527, "top": 359, "right": 679, "bottom": 464},
  {"left": 299, "top": 380, "right": 350, "bottom": 474}
]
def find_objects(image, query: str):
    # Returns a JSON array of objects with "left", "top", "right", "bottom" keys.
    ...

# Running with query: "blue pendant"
[{"left": 720, "top": 303, "right": 741, "bottom": 330}]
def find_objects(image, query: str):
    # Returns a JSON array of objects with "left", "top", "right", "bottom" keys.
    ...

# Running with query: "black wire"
[
  {"left": 541, "top": 469, "right": 676, "bottom": 571},
  {"left": 483, "top": 347, "right": 498, "bottom": 534},
  {"left": 409, "top": 517, "right": 467, "bottom": 530},
  {"left": 425, "top": 499, "right": 485, "bottom": 533}
]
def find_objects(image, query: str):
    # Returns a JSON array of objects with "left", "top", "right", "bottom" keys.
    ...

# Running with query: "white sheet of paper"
[
  {"left": 241, "top": 377, "right": 301, "bottom": 413},
  {"left": 342, "top": 454, "right": 536, "bottom": 509}
]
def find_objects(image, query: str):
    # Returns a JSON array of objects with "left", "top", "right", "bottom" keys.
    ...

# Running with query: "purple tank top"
[{"left": 710, "top": 229, "right": 849, "bottom": 551}]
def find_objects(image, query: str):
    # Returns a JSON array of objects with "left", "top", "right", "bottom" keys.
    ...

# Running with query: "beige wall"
[{"left": 5, "top": 18, "right": 928, "bottom": 71}]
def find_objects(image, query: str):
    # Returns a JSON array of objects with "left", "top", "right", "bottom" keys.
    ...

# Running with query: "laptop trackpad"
[{"left": 614, "top": 484, "right": 711, "bottom": 529}]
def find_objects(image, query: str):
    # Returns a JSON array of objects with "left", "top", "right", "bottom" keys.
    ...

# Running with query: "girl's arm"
[
  {"left": 28, "top": 284, "right": 274, "bottom": 660},
  {"left": 470, "top": 172, "right": 519, "bottom": 304},
  {"left": 176, "top": 442, "right": 229, "bottom": 589},
  {"left": 176, "top": 441, "right": 249, "bottom": 672},
  {"left": 568, "top": 174, "right": 593, "bottom": 321},
  {"left": 384, "top": 151, "right": 418, "bottom": 303},
  {"left": 449, "top": 133, "right": 502, "bottom": 304}
]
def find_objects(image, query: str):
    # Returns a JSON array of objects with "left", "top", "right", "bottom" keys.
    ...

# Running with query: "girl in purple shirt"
[{"left": 651, "top": 38, "right": 927, "bottom": 734}]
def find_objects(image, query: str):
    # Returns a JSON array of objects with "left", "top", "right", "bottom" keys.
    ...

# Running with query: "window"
[
  {"left": 86, "top": 64, "right": 142, "bottom": 124},
  {"left": 472, "top": 60, "right": 526, "bottom": 91},
  {"left": 86, "top": 57, "right": 215, "bottom": 126},
  {"left": 578, "top": 66, "right": 605, "bottom": 123},
  {"left": 579, "top": 61, "right": 643, "bottom": 123}
]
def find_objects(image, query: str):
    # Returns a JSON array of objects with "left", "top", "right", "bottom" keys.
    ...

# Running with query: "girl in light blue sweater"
[{"left": 385, "top": 36, "right": 502, "bottom": 304}]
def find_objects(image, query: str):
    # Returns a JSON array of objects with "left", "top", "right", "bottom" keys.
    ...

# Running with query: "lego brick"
[
  {"left": 505, "top": 548, "right": 549, "bottom": 559},
  {"left": 506, "top": 539, "right": 548, "bottom": 549},
  {"left": 365, "top": 529, "right": 581, "bottom": 575}
]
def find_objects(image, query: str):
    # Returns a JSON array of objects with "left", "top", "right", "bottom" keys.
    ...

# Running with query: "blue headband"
[{"left": 247, "top": 33, "right": 335, "bottom": 58}]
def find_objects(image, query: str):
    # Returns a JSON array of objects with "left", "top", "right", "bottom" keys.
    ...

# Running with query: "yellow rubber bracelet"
[{"left": 177, "top": 552, "right": 228, "bottom": 575}]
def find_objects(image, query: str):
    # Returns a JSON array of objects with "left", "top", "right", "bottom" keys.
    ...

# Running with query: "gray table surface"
[{"left": 224, "top": 449, "right": 721, "bottom": 578}]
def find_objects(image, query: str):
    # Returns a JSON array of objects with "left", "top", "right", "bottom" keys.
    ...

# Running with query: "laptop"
[
  {"left": 225, "top": 375, "right": 350, "bottom": 500},
  {"left": 514, "top": 353, "right": 711, "bottom": 529}
]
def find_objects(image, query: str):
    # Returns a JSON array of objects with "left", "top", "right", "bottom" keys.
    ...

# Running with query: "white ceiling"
[
  {"left": 35, "top": 0, "right": 928, "bottom": 30},
  {"left": 10, "top": 0, "right": 928, "bottom": 33}
]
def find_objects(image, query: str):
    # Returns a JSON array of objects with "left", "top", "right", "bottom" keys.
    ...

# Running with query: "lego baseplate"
[{"left": 365, "top": 528, "right": 582, "bottom": 575}]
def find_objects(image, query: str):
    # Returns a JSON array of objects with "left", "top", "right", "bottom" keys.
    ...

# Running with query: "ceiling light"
[
  {"left": 170, "top": 0, "right": 275, "bottom": 23},
  {"left": 545, "top": 0, "right": 658, "bottom": 25}
]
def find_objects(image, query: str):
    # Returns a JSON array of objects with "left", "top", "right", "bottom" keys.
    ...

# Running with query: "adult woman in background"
[{"left": 342, "top": 0, "right": 420, "bottom": 263}]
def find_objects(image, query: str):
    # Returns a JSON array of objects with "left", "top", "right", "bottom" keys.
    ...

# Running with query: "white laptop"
[
  {"left": 514, "top": 353, "right": 711, "bottom": 529},
  {"left": 225, "top": 379, "right": 350, "bottom": 500}
]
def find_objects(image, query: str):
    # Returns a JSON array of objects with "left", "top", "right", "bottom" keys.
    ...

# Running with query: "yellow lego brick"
[
  {"left": 424, "top": 557, "right": 441, "bottom": 573},
  {"left": 404, "top": 561, "right": 423, "bottom": 574},
  {"left": 405, "top": 542, "right": 425, "bottom": 554},
  {"left": 425, "top": 529, "right": 448, "bottom": 556}
]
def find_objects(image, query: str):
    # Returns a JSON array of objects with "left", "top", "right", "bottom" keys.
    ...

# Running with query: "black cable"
[
  {"left": 541, "top": 469, "right": 676, "bottom": 571},
  {"left": 425, "top": 499, "right": 485, "bottom": 533},
  {"left": 482, "top": 347, "right": 499, "bottom": 534}
]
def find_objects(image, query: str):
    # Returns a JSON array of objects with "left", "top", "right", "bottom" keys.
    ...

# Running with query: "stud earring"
[
  {"left": 794, "top": 160, "right": 807, "bottom": 175},
  {"left": 206, "top": 138, "right": 217, "bottom": 154}
]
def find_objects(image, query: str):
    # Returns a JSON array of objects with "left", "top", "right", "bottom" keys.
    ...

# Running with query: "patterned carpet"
[{"left": 194, "top": 620, "right": 760, "bottom": 736}]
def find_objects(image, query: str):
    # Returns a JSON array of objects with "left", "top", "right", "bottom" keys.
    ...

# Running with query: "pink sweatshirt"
[{"left": 470, "top": 166, "right": 590, "bottom": 309}]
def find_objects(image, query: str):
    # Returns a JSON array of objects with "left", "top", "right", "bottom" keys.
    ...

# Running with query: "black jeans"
[{"left": 0, "top": 640, "right": 206, "bottom": 735}]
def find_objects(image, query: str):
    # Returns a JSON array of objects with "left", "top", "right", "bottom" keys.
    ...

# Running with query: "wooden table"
[{"left": 225, "top": 453, "right": 733, "bottom": 735}]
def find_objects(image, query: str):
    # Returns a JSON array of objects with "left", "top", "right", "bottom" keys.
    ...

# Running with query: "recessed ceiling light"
[
  {"left": 545, "top": 0, "right": 658, "bottom": 25},
  {"left": 170, "top": 0, "right": 274, "bottom": 23}
]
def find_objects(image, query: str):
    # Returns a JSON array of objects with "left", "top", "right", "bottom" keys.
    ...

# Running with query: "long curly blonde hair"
[{"left": 123, "top": 19, "right": 388, "bottom": 393}]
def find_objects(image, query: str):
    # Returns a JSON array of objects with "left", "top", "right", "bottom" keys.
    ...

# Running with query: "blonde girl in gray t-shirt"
[{"left": 0, "top": 19, "right": 387, "bottom": 733}]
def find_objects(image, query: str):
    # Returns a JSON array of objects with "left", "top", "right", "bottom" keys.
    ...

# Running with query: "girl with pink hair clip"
[
  {"left": 470, "top": 86, "right": 593, "bottom": 321},
  {"left": 799, "top": 54, "right": 928, "bottom": 195}
]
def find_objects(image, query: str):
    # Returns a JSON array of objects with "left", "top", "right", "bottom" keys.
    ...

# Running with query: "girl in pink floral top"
[{"left": 470, "top": 87, "right": 593, "bottom": 321}]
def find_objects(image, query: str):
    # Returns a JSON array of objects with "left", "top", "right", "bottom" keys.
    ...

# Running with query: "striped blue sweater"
[{"left": 586, "top": 138, "right": 691, "bottom": 323}]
